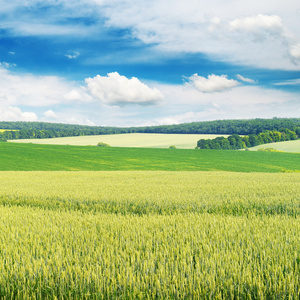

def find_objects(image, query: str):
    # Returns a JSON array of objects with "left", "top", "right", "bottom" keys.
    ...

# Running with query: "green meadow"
[
  {"left": 9, "top": 133, "right": 227, "bottom": 149},
  {"left": 249, "top": 139, "right": 300, "bottom": 153},
  {"left": 0, "top": 142, "right": 299, "bottom": 172}
]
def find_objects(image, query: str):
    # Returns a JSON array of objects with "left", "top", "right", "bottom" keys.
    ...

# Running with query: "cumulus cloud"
[
  {"left": 151, "top": 82, "right": 300, "bottom": 125},
  {"left": 187, "top": 74, "right": 240, "bottom": 93},
  {"left": 0, "top": 67, "right": 90, "bottom": 107},
  {"left": 236, "top": 74, "right": 256, "bottom": 84},
  {"left": 289, "top": 43, "right": 300, "bottom": 59},
  {"left": 0, "top": 69, "right": 161, "bottom": 109},
  {"left": 44, "top": 109, "right": 58, "bottom": 119},
  {"left": 0, "top": 65, "right": 298, "bottom": 126},
  {"left": 63, "top": 88, "right": 94, "bottom": 102},
  {"left": 85, "top": 72, "right": 164, "bottom": 106},
  {"left": 0, "top": 106, "right": 38, "bottom": 121},
  {"left": 230, "top": 14, "right": 300, "bottom": 63},
  {"left": 230, "top": 14, "right": 283, "bottom": 34}
]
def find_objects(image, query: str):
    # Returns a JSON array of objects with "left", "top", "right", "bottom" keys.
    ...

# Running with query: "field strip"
[
  {"left": 1, "top": 171, "right": 299, "bottom": 215},
  {"left": 248, "top": 139, "right": 300, "bottom": 153},
  {"left": 8, "top": 133, "right": 228, "bottom": 149}
]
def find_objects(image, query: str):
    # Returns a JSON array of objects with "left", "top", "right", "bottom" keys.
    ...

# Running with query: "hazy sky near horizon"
[{"left": 0, "top": 0, "right": 300, "bottom": 126}]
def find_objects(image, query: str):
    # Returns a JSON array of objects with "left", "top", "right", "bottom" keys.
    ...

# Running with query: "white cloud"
[
  {"left": 229, "top": 14, "right": 300, "bottom": 63},
  {"left": 274, "top": 78, "right": 300, "bottom": 85},
  {"left": 1, "top": 21, "right": 93, "bottom": 37},
  {"left": 0, "top": 106, "right": 38, "bottom": 121},
  {"left": 2, "top": 1, "right": 300, "bottom": 69},
  {"left": 149, "top": 82, "right": 300, "bottom": 125},
  {"left": 63, "top": 88, "right": 93, "bottom": 102},
  {"left": 85, "top": 72, "right": 164, "bottom": 106},
  {"left": 64, "top": 116, "right": 96, "bottom": 126},
  {"left": 289, "top": 43, "right": 300, "bottom": 59},
  {"left": 236, "top": 74, "right": 256, "bottom": 84},
  {"left": 187, "top": 74, "right": 240, "bottom": 93},
  {"left": 0, "top": 67, "right": 90, "bottom": 107},
  {"left": 0, "top": 64, "right": 298, "bottom": 126},
  {"left": 0, "top": 67, "right": 163, "bottom": 117},
  {"left": 88, "top": 1, "right": 300, "bottom": 69},
  {"left": 230, "top": 14, "right": 283, "bottom": 34},
  {"left": 44, "top": 109, "right": 58, "bottom": 119},
  {"left": 0, "top": 62, "right": 16, "bottom": 68},
  {"left": 65, "top": 52, "right": 80, "bottom": 59}
]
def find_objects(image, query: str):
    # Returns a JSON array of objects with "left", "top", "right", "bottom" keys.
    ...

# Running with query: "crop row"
[{"left": 0, "top": 171, "right": 299, "bottom": 216}]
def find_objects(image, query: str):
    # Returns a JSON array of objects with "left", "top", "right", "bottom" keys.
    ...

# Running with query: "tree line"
[
  {"left": 0, "top": 118, "right": 300, "bottom": 142},
  {"left": 135, "top": 118, "right": 300, "bottom": 135},
  {"left": 197, "top": 128, "right": 300, "bottom": 150}
]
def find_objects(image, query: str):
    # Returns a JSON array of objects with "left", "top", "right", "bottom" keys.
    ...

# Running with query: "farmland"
[
  {"left": 0, "top": 171, "right": 300, "bottom": 298},
  {"left": 1, "top": 171, "right": 299, "bottom": 215},
  {"left": 0, "top": 142, "right": 299, "bottom": 172},
  {"left": 249, "top": 139, "right": 300, "bottom": 153},
  {"left": 8, "top": 133, "right": 228, "bottom": 149},
  {"left": 1, "top": 138, "right": 300, "bottom": 298}
]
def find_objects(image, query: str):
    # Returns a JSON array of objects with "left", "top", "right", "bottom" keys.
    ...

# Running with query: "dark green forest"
[
  {"left": 1, "top": 118, "right": 300, "bottom": 142},
  {"left": 197, "top": 128, "right": 300, "bottom": 150}
]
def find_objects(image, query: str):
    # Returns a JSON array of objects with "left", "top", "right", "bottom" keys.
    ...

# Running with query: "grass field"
[
  {"left": 9, "top": 133, "right": 227, "bottom": 149},
  {"left": 1, "top": 139, "right": 300, "bottom": 298},
  {"left": 248, "top": 139, "right": 300, "bottom": 153},
  {"left": 0, "top": 171, "right": 300, "bottom": 299},
  {"left": 0, "top": 142, "right": 299, "bottom": 172}
]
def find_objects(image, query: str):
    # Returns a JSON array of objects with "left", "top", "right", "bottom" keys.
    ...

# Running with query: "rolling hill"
[{"left": 8, "top": 133, "right": 227, "bottom": 149}]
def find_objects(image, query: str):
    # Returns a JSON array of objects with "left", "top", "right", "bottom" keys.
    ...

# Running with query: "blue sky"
[{"left": 0, "top": 0, "right": 299, "bottom": 126}]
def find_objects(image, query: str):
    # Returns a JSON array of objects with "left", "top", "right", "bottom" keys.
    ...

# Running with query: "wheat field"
[{"left": 0, "top": 171, "right": 300, "bottom": 298}]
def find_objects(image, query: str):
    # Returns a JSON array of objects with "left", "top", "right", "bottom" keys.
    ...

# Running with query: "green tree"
[
  {"left": 97, "top": 142, "right": 111, "bottom": 147},
  {"left": 248, "top": 134, "right": 260, "bottom": 147}
]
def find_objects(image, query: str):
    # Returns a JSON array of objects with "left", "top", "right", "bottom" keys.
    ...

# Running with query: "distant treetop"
[{"left": 0, "top": 118, "right": 300, "bottom": 140}]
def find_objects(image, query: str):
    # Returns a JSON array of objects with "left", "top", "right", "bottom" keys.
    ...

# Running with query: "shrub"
[
  {"left": 257, "top": 148, "right": 283, "bottom": 152},
  {"left": 97, "top": 142, "right": 111, "bottom": 147}
]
